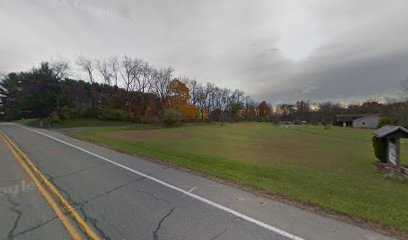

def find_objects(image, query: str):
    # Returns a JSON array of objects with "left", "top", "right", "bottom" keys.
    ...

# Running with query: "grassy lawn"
[
  {"left": 14, "top": 118, "right": 40, "bottom": 125},
  {"left": 51, "top": 118, "right": 133, "bottom": 128},
  {"left": 72, "top": 122, "right": 408, "bottom": 233},
  {"left": 15, "top": 118, "right": 133, "bottom": 128}
]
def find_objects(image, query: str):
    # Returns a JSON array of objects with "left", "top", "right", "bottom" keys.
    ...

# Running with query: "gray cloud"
[{"left": 1, "top": 0, "right": 407, "bottom": 104}]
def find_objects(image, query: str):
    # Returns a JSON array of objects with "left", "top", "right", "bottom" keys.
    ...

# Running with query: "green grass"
[
  {"left": 14, "top": 118, "right": 40, "bottom": 125},
  {"left": 15, "top": 118, "right": 133, "bottom": 129},
  {"left": 73, "top": 122, "right": 408, "bottom": 233},
  {"left": 51, "top": 118, "right": 133, "bottom": 128}
]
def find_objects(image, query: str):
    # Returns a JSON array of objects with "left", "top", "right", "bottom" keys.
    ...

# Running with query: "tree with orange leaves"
[{"left": 166, "top": 79, "right": 199, "bottom": 121}]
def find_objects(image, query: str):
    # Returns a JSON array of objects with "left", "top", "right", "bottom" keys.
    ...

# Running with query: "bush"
[
  {"left": 163, "top": 109, "right": 182, "bottom": 126},
  {"left": 79, "top": 108, "right": 100, "bottom": 118},
  {"left": 323, "top": 123, "right": 332, "bottom": 130},
  {"left": 377, "top": 117, "right": 393, "bottom": 128},
  {"left": 144, "top": 106, "right": 153, "bottom": 124},
  {"left": 372, "top": 136, "right": 387, "bottom": 163},
  {"left": 98, "top": 109, "right": 133, "bottom": 121},
  {"left": 49, "top": 112, "right": 61, "bottom": 123},
  {"left": 58, "top": 106, "right": 79, "bottom": 120},
  {"left": 257, "top": 116, "right": 269, "bottom": 122}
]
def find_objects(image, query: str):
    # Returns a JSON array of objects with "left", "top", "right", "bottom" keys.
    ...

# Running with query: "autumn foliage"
[{"left": 166, "top": 79, "right": 200, "bottom": 121}]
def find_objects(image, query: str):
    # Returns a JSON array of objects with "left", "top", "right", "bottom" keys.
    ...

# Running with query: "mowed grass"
[
  {"left": 52, "top": 118, "right": 133, "bottom": 128},
  {"left": 15, "top": 118, "right": 133, "bottom": 128},
  {"left": 73, "top": 122, "right": 408, "bottom": 233}
]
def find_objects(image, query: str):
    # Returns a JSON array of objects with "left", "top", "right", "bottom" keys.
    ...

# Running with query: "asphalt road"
[{"left": 0, "top": 123, "right": 397, "bottom": 240}]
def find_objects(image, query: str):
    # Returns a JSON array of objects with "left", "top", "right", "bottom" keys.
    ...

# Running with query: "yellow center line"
[
  {"left": 0, "top": 131, "right": 100, "bottom": 240},
  {"left": 0, "top": 132, "right": 83, "bottom": 240}
]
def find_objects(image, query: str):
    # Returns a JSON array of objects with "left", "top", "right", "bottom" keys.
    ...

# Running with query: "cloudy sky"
[{"left": 1, "top": 0, "right": 408, "bottom": 104}]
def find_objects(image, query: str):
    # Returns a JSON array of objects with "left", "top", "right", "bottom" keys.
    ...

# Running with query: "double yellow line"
[{"left": 0, "top": 131, "right": 100, "bottom": 240}]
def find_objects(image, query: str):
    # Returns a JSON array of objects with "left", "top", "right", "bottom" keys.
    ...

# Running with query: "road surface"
[{"left": 0, "top": 123, "right": 397, "bottom": 240}]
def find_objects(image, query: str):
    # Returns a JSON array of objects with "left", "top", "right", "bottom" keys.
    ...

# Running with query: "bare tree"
[
  {"left": 76, "top": 56, "right": 95, "bottom": 83},
  {"left": 108, "top": 56, "right": 120, "bottom": 87},
  {"left": 195, "top": 82, "right": 211, "bottom": 120},
  {"left": 152, "top": 66, "right": 173, "bottom": 107},
  {"left": 184, "top": 78, "right": 200, "bottom": 106},
  {"left": 206, "top": 83, "right": 217, "bottom": 111},
  {"left": 120, "top": 56, "right": 136, "bottom": 94},
  {"left": 230, "top": 89, "right": 245, "bottom": 108},
  {"left": 96, "top": 58, "right": 113, "bottom": 86},
  {"left": 132, "top": 58, "right": 152, "bottom": 93},
  {"left": 50, "top": 59, "right": 70, "bottom": 80},
  {"left": 138, "top": 61, "right": 154, "bottom": 93}
]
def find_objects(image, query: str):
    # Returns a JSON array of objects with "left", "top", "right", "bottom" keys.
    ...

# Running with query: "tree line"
[
  {"left": 0, "top": 56, "right": 254, "bottom": 124},
  {"left": 1, "top": 56, "right": 407, "bottom": 127},
  {"left": 273, "top": 100, "right": 408, "bottom": 127}
]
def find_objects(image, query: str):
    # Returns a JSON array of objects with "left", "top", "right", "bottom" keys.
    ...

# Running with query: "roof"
[
  {"left": 373, "top": 125, "right": 408, "bottom": 138},
  {"left": 353, "top": 115, "right": 381, "bottom": 122},
  {"left": 336, "top": 114, "right": 381, "bottom": 122}
]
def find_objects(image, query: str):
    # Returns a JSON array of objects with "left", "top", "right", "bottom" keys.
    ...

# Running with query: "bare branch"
[{"left": 76, "top": 56, "right": 95, "bottom": 83}]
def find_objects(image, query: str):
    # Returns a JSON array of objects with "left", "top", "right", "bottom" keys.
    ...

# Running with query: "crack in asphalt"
[
  {"left": 5, "top": 194, "right": 24, "bottom": 240},
  {"left": 12, "top": 216, "right": 58, "bottom": 238},
  {"left": 153, "top": 207, "right": 176, "bottom": 240},
  {"left": 51, "top": 164, "right": 106, "bottom": 180},
  {"left": 6, "top": 140, "right": 173, "bottom": 240},
  {"left": 209, "top": 227, "right": 228, "bottom": 240},
  {"left": 209, "top": 216, "right": 241, "bottom": 240},
  {"left": 79, "top": 176, "right": 147, "bottom": 207},
  {"left": 42, "top": 174, "right": 171, "bottom": 240},
  {"left": 43, "top": 173, "right": 112, "bottom": 240},
  {"left": 133, "top": 188, "right": 170, "bottom": 206}
]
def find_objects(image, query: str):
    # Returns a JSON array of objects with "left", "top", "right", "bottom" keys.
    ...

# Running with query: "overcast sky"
[{"left": 1, "top": 0, "right": 408, "bottom": 104}]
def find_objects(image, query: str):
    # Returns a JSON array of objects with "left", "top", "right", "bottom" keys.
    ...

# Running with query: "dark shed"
[
  {"left": 373, "top": 125, "right": 408, "bottom": 138},
  {"left": 373, "top": 125, "right": 408, "bottom": 166}
]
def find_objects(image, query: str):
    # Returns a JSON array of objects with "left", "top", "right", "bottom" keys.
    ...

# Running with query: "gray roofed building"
[
  {"left": 352, "top": 115, "right": 381, "bottom": 129},
  {"left": 373, "top": 125, "right": 408, "bottom": 138},
  {"left": 336, "top": 114, "right": 381, "bottom": 128}
]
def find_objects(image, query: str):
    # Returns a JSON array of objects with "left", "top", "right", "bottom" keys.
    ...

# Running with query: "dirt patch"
[{"left": 375, "top": 162, "right": 408, "bottom": 180}]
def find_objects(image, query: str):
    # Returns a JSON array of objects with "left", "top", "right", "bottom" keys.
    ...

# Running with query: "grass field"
[
  {"left": 15, "top": 118, "right": 133, "bottom": 128},
  {"left": 72, "top": 122, "right": 408, "bottom": 233}
]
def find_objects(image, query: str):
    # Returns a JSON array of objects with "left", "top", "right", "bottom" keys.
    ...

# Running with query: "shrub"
[
  {"left": 98, "top": 108, "right": 133, "bottom": 121},
  {"left": 49, "top": 112, "right": 61, "bottom": 123},
  {"left": 58, "top": 106, "right": 79, "bottom": 120},
  {"left": 163, "top": 109, "right": 182, "bottom": 126},
  {"left": 79, "top": 108, "right": 100, "bottom": 118},
  {"left": 323, "top": 123, "right": 332, "bottom": 130},
  {"left": 144, "top": 106, "right": 153, "bottom": 124},
  {"left": 372, "top": 136, "right": 387, "bottom": 163},
  {"left": 257, "top": 116, "right": 268, "bottom": 122},
  {"left": 377, "top": 117, "right": 393, "bottom": 128}
]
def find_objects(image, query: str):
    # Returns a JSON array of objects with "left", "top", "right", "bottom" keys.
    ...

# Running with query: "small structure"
[
  {"left": 352, "top": 115, "right": 381, "bottom": 128},
  {"left": 373, "top": 125, "right": 408, "bottom": 166},
  {"left": 336, "top": 114, "right": 380, "bottom": 128}
]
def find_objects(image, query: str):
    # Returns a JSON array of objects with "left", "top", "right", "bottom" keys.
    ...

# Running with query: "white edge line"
[{"left": 14, "top": 124, "right": 305, "bottom": 240}]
